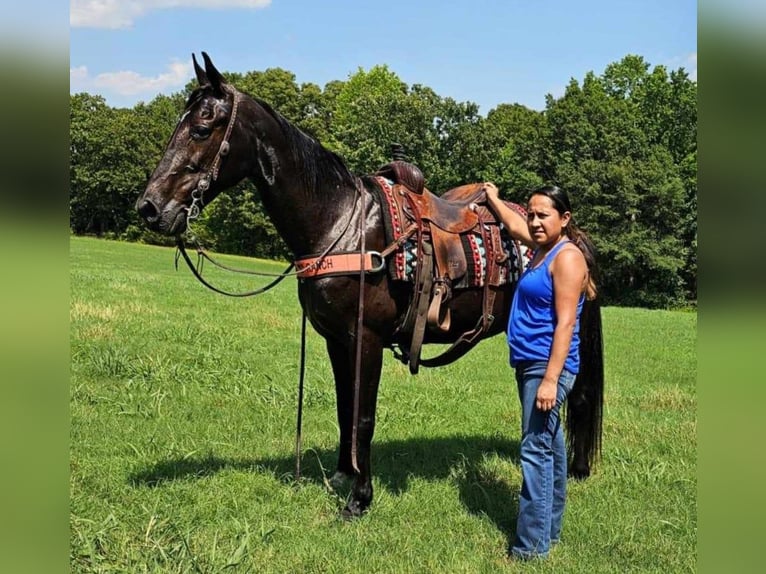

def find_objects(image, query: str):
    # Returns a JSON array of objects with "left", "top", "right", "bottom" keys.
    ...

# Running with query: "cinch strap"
[{"left": 295, "top": 252, "right": 385, "bottom": 278}]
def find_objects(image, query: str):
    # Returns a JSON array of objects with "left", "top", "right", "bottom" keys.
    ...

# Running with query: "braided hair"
[{"left": 530, "top": 185, "right": 598, "bottom": 300}]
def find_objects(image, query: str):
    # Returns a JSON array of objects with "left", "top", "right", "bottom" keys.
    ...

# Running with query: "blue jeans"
[{"left": 510, "top": 361, "right": 576, "bottom": 560}]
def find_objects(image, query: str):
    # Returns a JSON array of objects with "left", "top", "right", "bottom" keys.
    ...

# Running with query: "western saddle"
[{"left": 374, "top": 160, "right": 525, "bottom": 373}]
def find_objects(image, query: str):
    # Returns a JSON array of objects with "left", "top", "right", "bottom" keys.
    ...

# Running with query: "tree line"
[{"left": 70, "top": 54, "right": 696, "bottom": 308}]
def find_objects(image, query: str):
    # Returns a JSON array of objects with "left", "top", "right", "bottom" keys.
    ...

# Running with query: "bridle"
[
  {"left": 174, "top": 86, "right": 296, "bottom": 296},
  {"left": 175, "top": 86, "right": 362, "bottom": 297}
]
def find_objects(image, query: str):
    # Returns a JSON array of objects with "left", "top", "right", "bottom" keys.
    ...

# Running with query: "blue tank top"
[{"left": 508, "top": 240, "right": 584, "bottom": 373}]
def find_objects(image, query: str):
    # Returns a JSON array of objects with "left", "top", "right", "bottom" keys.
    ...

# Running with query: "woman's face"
[{"left": 526, "top": 194, "right": 571, "bottom": 248}]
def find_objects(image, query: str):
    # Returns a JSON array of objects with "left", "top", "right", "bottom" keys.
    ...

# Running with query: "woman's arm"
[
  {"left": 536, "top": 246, "right": 588, "bottom": 411},
  {"left": 483, "top": 182, "right": 534, "bottom": 248}
]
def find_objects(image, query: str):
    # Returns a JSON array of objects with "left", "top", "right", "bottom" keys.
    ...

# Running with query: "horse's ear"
[
  {"left": 201, "top": 51, "right": 226, "bottom": 93},
  {"left": 192, "top": 53, "right": 208, "bottom": 86}
]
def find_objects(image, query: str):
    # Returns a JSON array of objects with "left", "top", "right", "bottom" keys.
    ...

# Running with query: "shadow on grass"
[{"left": 129, "top": 433, "right": 520, "bottom": 536}]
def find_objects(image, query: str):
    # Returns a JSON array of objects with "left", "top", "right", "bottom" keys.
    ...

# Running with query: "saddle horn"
[{"left": 391, "top": 143, "right": 408, "bottom": 162}]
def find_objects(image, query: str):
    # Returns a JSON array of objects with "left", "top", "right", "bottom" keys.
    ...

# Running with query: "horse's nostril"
[{"left": 137, "top": 198, "right": 159, "bottom": 221}]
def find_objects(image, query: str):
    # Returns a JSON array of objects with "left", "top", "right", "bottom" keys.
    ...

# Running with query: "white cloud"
[
  {"left": 70, "top": 66, "right": 89, "bottom": 83},
  {"left": 664, "top": 52, "right": 697, "bottom": 82},
  {"left": 685, "top": 52, "right": 697, "bottom": 82},
  {"left": 70, "top": 0, "right": 272, "bottom": 29},
  {"left": 70, "top": 61, "right": 192, "bottom": 99}
]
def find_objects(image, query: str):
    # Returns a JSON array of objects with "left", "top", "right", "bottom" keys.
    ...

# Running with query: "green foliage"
[
  {"left": 329, "top": 65, "right": 412, "bottom": 172},
  {"left": 70, "top": 92, "right": 184, "bottom": 238},
  {"left": 70, "top": 94, "right": 139, "bottom": 235},
  {"left": 541, "top": 56, "right": 696, "bottom": 307},
  {"left": 68, "top": 54, "right": 696, "bottom": 308},
  {"left": 483, "top": 104, "right": 546, "bottom": 200},
  {"left": 428, "top": 97, "right": 489, "bottom": 191}
]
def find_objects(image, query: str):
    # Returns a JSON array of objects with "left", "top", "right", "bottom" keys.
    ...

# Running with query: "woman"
[{"left": 485, "top": 182, "right": 598, "bottom": 560}]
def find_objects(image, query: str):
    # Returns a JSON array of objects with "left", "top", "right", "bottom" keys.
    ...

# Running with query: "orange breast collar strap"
[{"left": 295, "top": 251, "right": 386, "bottom": 279}]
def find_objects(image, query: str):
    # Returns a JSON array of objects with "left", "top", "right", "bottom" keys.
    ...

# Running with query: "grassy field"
[{"left": 70, "top": 236, "right": 696, "bottom": 573}]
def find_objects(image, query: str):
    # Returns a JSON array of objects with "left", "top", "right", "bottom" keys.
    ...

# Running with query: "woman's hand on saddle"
[
  {"left": 482, "top": 182, "right": 535, "bottom": 248},
  {"left": 484, "top": 181, "right": 500, "bottom": 202}
]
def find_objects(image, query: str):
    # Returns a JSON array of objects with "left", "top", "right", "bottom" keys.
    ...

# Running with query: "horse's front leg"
[
  {"left": 327, "top": 330, "right": 384, "bottom": 518},
  {"left": 326, "top": 339, "right": 355, "bottom": 484}
]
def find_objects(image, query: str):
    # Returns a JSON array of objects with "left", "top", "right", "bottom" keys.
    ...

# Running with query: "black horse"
[{"left": 136, "top": 53, "right": 603, "bottom": 518}]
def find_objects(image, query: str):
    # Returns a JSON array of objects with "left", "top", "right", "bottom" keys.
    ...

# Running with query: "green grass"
[{"left": 70, "top": 236, "right": 696, "bottom": 573}]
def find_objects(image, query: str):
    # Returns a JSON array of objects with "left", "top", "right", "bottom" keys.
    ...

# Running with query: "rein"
[
  {"left": 351, "top": 181, "right": 366, "bottom": 473},
  {"left": 176, "top": 184, "right": 364, "bottom": 296},
  {"left": 174, "top": 239, "right": 294, "bottom": 297}
]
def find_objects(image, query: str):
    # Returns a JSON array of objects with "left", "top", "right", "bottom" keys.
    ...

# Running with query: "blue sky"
[{"left": 69, "top": 0, "right": 697, "bottom": 114}]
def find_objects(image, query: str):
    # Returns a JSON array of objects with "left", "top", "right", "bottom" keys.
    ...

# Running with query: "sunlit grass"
[{"left": 70, "top": 236, "right": 696, "bottom": 573}]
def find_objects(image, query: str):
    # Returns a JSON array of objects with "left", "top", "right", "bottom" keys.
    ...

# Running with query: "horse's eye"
[{"left": 190, "top": 125, "right": 212, "bottom": 140}]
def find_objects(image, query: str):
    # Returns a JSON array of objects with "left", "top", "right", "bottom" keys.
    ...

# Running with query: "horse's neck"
[{"left": 239, "top": 97, "right": 359, "bottom": 256}]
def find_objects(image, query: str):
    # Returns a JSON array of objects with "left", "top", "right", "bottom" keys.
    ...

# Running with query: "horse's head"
[{"left": 136, "top": 52, "right": 243, "bottom": 235}]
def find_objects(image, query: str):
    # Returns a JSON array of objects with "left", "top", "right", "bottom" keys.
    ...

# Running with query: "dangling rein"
[{"left": 174, "top": 240, "right": 295, "bottom": 296}]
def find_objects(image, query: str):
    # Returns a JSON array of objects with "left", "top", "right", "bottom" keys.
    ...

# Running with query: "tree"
[
  {"left": 542, "top": 63, "right": 690, "bottom": 307},
  {"left": 328, "top": 65, "right": 412, "bottom": 173},
  {"left": 426, "top": 96, "right": 490, "bottom": 192},
  {"left": 601, "top": 56, "right": 697, "bottom": 303},
  {"left": 70, "top": 94, "right": 158, "bottom": 236},
  {"left": 69, "top": 55, "right": 696, "bottom": 307},
  {"left": 483, "top": 103, "right": 546, "bottom": 200}
]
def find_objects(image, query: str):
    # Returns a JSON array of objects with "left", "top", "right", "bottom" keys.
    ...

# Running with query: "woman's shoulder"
[
  {"left": 557, "top": 241, "right": 584, "bottom": 256},
  {"left": 550, "top": 242, "right": 587, "bottom": 272}
]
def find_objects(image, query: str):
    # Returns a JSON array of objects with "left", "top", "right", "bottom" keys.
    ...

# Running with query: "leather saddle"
[{"left": 374, "top": 161, "right": 519, "bottom": 374}]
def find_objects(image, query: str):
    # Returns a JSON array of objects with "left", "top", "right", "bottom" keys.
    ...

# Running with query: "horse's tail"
[{"left": 566, "top": 297, "right": 604, "bottom": 479}]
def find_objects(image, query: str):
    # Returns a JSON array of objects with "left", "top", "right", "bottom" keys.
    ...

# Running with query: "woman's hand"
[
  {"left": 484, "top": 181, "right": 499, "bottom": 202},
  {"left": 536, "top": 378, "right": 558, "bottom": 412},
  {"left": 482, "top": 182, "right": 535, "bottom": 248}
]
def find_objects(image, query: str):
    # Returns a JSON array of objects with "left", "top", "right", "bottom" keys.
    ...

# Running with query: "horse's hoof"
[{"left": 340, "top": 500, "right": 367, "bottom": 520}]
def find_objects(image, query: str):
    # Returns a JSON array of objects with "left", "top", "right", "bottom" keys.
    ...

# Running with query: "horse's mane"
[
  {"left": 182, "top": 85, "right": 357, "bottom": 197},
  {"left": 250, "top": 95, "right": 358, "bottom": 194}
]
